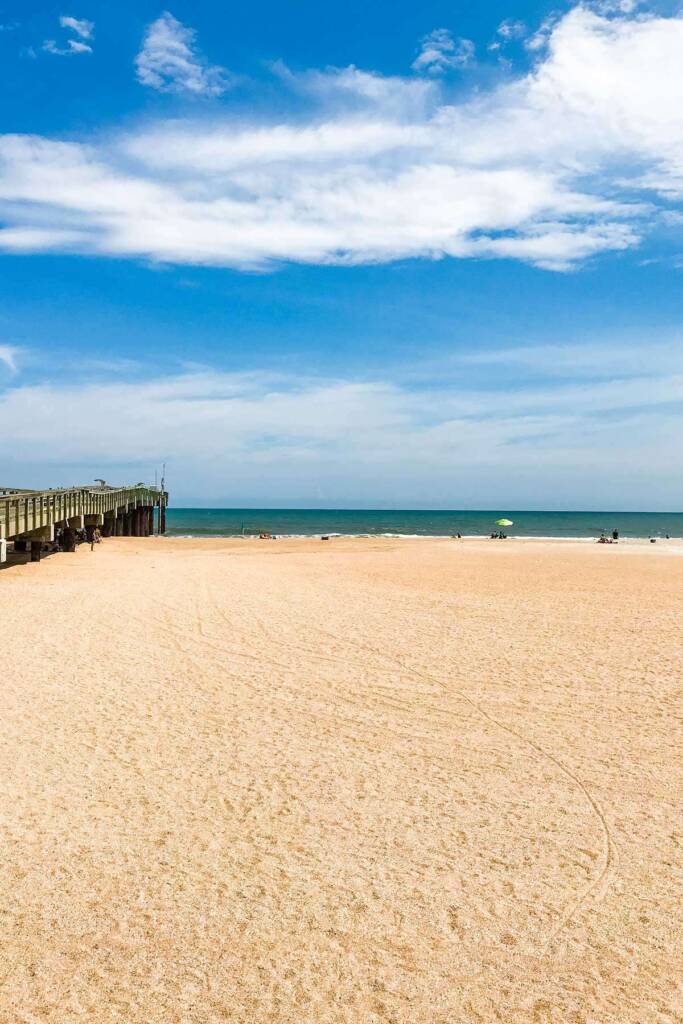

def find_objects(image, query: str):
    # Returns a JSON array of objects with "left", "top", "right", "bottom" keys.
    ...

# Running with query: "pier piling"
[
  {"left": 61, "top": 528, "right": 77, "bottom": 553},
  {"left": 0, "top": 484, "right": 168, "bottom": 566}
]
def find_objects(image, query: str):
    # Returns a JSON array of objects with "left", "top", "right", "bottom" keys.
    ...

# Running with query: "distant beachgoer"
[{"left": 612, "top": 529, "right": 619, "bottom": 541}]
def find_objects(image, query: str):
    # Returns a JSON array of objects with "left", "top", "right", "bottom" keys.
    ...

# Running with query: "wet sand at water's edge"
[{"left": 1, "top": 537, "right": 682, "bottom": 1023}]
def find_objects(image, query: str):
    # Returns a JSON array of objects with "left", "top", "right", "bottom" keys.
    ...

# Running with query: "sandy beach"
[{"left": 1, "top": 536, "right": 682, "bottom": 1024}]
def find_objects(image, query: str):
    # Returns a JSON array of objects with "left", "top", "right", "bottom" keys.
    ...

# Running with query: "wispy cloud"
[
  {"left": 275, "top": 61, "right": 437, "bottom": 119},
  {"left": 2, "top": 5, "right": 683, "bottom": 271},
  {"left": 497, "top": 19, "right": 526, "bottom": 40},
  {"left": 135, "top": 11, "right": 230, "bottom": 96},
  {"left": 43, "top": 38, "right": 92, "bottom": 55},
  {"left": 459, "top": 338, "right": 683, "bottom": 380},
  {"left": 43, "top": 14, "right": 93, "bottom": 55},
  {"left": 0, "top": 345, "right": 20, "bottom": 373},
  {"left": 1, "top": 344, "right": 680, "bottom": 506},
  {"left": 59, "top": 16, "right": 93, "bottom": 40},
  {"left": 412, "top": 29, "right": 475, "bottom": 75},
  {"left": 489, "top": 19, "right": 527, "bottom": 52}
]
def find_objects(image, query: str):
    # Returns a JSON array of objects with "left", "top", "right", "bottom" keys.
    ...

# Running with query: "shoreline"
[{"left": 161, "top": 532, "right": 683, "bottom": 543}]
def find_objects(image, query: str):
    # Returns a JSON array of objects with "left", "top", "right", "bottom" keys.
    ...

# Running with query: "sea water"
[{"left": 164, "top": 508, "right": 683, "bottom": 539}]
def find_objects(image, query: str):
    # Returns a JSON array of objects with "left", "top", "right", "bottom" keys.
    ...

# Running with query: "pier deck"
[{"left": 0, "top": 484, "right": 168, "bottom": 562}]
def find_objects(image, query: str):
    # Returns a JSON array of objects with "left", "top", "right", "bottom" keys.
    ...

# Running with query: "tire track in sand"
[
  {"left": 305, "top": 620, "right": 617, "bottom": 949},
  {"left": 162, "top": 567, "right": 617, "bottom": 951}
]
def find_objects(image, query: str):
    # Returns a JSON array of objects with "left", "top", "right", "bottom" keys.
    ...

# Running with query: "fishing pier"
[{"left": 0, "top": 483, "right": 168, "bottom": 563}]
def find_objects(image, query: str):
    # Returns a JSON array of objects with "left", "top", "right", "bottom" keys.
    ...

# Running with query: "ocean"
[{"left": 165, "top": 508, "right": 683, "bottom": 539}]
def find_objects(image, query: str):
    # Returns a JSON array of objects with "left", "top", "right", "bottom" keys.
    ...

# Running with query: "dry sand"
[{"left": 1, "top": 536, "right": 682, "bottom": 1024}]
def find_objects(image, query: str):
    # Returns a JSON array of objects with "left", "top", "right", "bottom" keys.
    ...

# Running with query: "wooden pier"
[{"left": 0, "top": 484, "right": 168, "bottom": 563}]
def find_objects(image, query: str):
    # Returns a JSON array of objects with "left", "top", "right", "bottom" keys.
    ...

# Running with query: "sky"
[{"left": 0, "top": 0, "right": 682, "bottom": 509}]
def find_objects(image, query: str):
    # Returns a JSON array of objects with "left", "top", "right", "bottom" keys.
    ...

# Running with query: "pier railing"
[{"left": 0, "top": 484, "right": 167, "bottom": 544}]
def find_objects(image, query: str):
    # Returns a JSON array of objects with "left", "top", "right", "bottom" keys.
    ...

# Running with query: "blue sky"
[{"left": 0, "top": 0, "right": 682, "bottom": 508}]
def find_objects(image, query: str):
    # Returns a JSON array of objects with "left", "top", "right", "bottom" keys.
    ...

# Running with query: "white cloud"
[
  {"left": 43, "top": 14, "right": 93, "bottom": 55},
  {"left": 589, "top": 0, "right": 641, "bottom": 14},
  {"left": 412, "top": 29, "right": 475, "bottom": 75},
  {"left": 59, "top": 16, "right": 93, "bottom": 40},
  {"left": 497, "top": 19, "right": 526, "bottom": 40},
  {"left": 1, "top": 350, "right": 681, "bottom": 506},
  {"left": 525, "top": 15, "right": 562, "bottom": 52},
  {"left": 490, "top": 19, "right": 527, "bottom": 51},
  {"left": 3, "top": 5, "right": 683, "bottom": 271},
  {"left": 135, "top": 11, "right": 229, "bottom": 96},
  {"left": 43, "top": 37, "right": 92, "bottom": 56},
  {"left": 276, "top": 62, "right": 437, "bottom": 119},
  {"left": 459, "top": 337, "right": 683, "bottom": 379}
]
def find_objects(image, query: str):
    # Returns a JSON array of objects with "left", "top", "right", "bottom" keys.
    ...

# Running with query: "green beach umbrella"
[{"left": 495, "top": 518, "right": 513, "bottom": 527}]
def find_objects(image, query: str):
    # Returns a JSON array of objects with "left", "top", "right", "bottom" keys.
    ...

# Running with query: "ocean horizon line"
[{"left": 169, "top": 505, "right": 681, "bottom": 515}]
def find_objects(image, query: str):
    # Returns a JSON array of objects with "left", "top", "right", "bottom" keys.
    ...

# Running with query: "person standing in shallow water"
[{"left": 612, "top": 529, "right": 619, "bottom": 541}]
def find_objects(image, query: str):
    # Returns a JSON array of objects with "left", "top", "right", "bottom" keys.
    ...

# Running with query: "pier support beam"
[
  {"left": 67, "top": 515, "right": 85, "bottom": 530},
  {"left": 115, "top": 515, "right": 124, "bottom": 536},
  {"left": 0, "top": 538, "right": 6, "bottom": 564},
  {"left": 159, "top": 502, "right": 166, "bottom": 534},
  {"left": 30, "top": 540, "right": 42, "bottom": 562},
  {"left": 19, "top": 525, "right": 54, "bottom": 545},
  {"left": 102, "top": 513, "right": 115, "bottom": 538}
]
